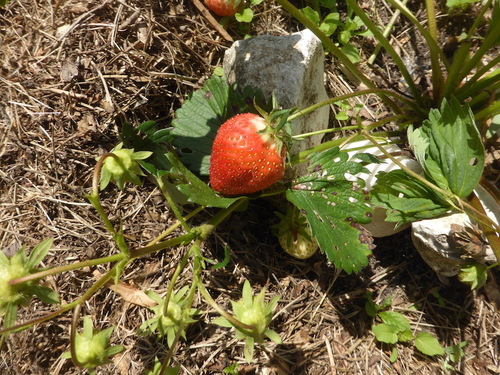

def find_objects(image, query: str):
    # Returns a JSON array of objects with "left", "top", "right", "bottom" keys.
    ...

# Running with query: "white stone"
[
  {"left": 223, "top": 29, "right": 329, "bottom": 162},
  {"left": 412, "top": 211, "right": 497, "bottom": 277}
]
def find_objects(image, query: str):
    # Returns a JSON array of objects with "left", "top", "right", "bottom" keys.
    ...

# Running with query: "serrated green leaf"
[
  {"left": 26, "top": 238, "right": 53, "bottom": 270},
  {"left": 372, "top": 323, "right": 398, "bottom": 344},
  {"left": 458, "top": 263, "right": 487, "bottom": 290},
  {"left": 409, "top": 97, "right": 484, "bottom": 198},
  {"left": 286, "top": 147, "right": 372, "bottom": 274},
  {"left": 171, "top": 75, "right": 267, "bottom": 175},
  {"left": 371, "top": 170, "right": 452, "bottom": 225},
  {"left": 415, "top": 331, "right": 444, "bottom": 356},
  {"left": 166, "top": 152, "right": 240, "bottom": 208}
]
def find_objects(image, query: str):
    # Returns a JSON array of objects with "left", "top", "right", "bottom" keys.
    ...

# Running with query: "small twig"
[{"left": 190, "top": 0, "right": 234, "bottom": 42}]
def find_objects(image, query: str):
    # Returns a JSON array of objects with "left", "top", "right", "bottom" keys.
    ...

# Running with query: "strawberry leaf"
[
  {"left": 171, "top": 75, "right": 267, "bottom": 175},
  {"left": 166, "top": 152, "right": 239, "bottom": 208},
  {"left": 371, "top": 170, "right": 452, "bottom": 226},
  {"left": 408, "top": 97, "right": 484, "bottom": 198},
  {"left": 286, "top": 147, "right": 373, "bottom": 274},
  {"left": 121, "top": 121, "right": 173, "bottom": 177}
]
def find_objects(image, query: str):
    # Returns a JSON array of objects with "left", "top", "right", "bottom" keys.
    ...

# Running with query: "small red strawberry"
[
  {"left": 209, "top": 113, "right": 286, "bottom": 196},
  {"left": 204, "top": 0, "right": 241, "bottom": 17}
]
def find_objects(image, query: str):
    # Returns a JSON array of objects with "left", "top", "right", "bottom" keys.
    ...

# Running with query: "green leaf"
[
  {"left": 389, "top": 347, "right": 399, "bottom": 362},
  {"left": 445, "top": 341, "right": 467, "bottom": 363},
  {"left": 372, "top": 323, "right": 398, "bottom": 344},
  {"left": 171, "top": 75, "right": 267, "bottom": 175},
  {"left": 2, "top": 303, "right": 18, "bottom": 329},
  {"left": 371, "top": 170, "right": 452, "bottom": 226},
  {"left": 339, "top": 43, "right": 360, "bottom": 64},
  {"left": 235, "top": 8, "right": 253, "bottom": 23},
  {"left": 121, "top": 121, "right": 172, "bottom": 177},
  {"left": 286, "top": 147, "right": 372, "bottom": 274},
  {"left": 378, "top": 311, "right": 411, "bottom": 332},
  {"left": 458, "top": 263, "right": 487, "bottom": 290},
  {"left": 319, "top": 12, "right": 340, "bottom": 36},
  {"left": 415, "top": 331, "right": 444, "bottom": 356},
  {"left": 166, "top": 152, "right": 240, "bottom": 208},
  {"left": 26, "top": 238, "right": 53, "bottom": 270},
  {"left": 300, "top": 6, "right": 321, "bottom": 25},
  {"left": 408, "top": 97, "right": 484, "bottom": 198},
  {"left": 446, "top": 0, "right": 479, "bottom": 8},
  {"left": 29, "top": 285, "right": 60, "bottom": 304}
]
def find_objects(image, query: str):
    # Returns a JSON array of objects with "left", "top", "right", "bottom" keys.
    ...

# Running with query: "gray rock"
[{"left": 223, "top": 29, "right": 329, "bottom": 175}]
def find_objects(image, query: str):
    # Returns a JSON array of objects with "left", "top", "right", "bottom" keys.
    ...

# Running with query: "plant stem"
[
  {"left": 0, "top": 265, "right": 117, "bottom": 335},
  {"left": 9, "top": 253, "right": 125, "bottom": 285},
  {"left": 346, "top": 0, "right": 426, "bottom": 108},
  {"left": 367, "top": 0, "right": 407, "bottom": 65},
  {"left": 69, "top": 304, "right": 85, "bottom": 368},
  {"left": 287, "top": 89, "right": 423, "bottom": 124},
  {"left": 291, "top": 129, "right": 404, "bottom": 165},
  {"left": 88, "top": 153, "right": 121, "bottom": 236},
  {"left": 146, "top": 206, "right": 204, "bottom": 247},
  {"left": 274, "top": 0, "right": 401, "bottom": 114}
]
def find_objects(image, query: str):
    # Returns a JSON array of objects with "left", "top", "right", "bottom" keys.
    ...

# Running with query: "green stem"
[
  {"left": 456, "top": 12, "right": 500, "bottom": 88},
  {"left": 346, "top": 0, "right": 427, "bottom": 108},
  {"left": 197, "top": 282, "right": 254, "bottom": 331},
  {"left": 87, "top": 153, "right": 120, "bottom": 236},
  {"left": 367, "top": 0, "right": 407, "bottom": 65},
  {"left": 0, "top": 265, "right": 117, "bottom": 335},
  {"left": 69, "top": 304, "right": 85, "bottom": 368},
  {"left": 146, "top": 206, "right": 204, "bottom": 247},
  {"left": 287, "top": 89, "right": 422, "bottom": 124},
  {"left": 9, "top": 253, "right": 124, "bottom": 286},
  {"left": 274, "top": 0, "right": 402, "bottom": 114},
  {"left": 157, "top": 176, "right": 191, "bottom": 232},
  {"left": 424, "top": 0, "right": 438, "bottom": 43},
  {"left": 291, "top": 129, "right": 404, "bottom": 165},
  {"left": 386, "top": 0, "right": 447, "bottom": 104}
]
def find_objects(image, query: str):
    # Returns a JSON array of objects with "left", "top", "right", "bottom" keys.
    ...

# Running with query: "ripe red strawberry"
[
  {"left": 204, "top": 0, "right": 241, "bottom": 17},
  {"left": 209, "top": 113, "right": 286, "bottom": 196}
]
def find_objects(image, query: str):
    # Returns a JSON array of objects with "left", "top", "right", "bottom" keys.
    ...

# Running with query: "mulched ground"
[{"left": 0, "top": 1, "right": 498, "bottom": 374}]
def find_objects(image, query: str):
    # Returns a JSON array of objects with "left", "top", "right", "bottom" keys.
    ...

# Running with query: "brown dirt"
[{"left": 1, "top": 1, "right": 499, "bottom": 374}]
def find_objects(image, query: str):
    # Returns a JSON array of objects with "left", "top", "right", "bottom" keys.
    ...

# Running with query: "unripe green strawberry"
[
  {"left": 273, "top": 206, "right": 318, "bottom": 259},
  {"left": 209, "top": 113, "right": 286, "bottom": 196},
  {"left": 204, "top": 0, "right": 241, "bottom": 17}
]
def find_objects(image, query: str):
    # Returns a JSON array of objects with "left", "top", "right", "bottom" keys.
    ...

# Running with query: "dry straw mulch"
[{"left": 1, "top": 1, "right": 499, "bottom": 374}]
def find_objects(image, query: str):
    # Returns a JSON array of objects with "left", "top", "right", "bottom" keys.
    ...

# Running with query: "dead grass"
[{"left": 0, "top": 0, "right": 499, "bottom": 374}]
